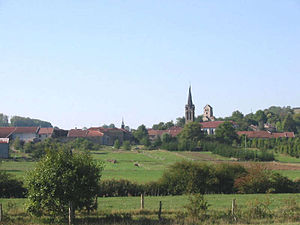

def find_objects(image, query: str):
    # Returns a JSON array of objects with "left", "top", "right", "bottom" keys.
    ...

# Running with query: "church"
[
  {"left": 185, "top": 86, "right": 215, "bottom": 124},
  {"left": 185, "top": 86, "right": 223, "bottom": 134}
]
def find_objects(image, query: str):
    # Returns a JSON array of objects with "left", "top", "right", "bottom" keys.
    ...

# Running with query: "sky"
[{"left": 0, "top": 0, "right": 299, "bottom": 129}]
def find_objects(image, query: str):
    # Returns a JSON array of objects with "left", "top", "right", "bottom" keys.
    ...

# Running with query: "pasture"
[{"left": 1, "top": 148, "right": 300, "bottom": 183}]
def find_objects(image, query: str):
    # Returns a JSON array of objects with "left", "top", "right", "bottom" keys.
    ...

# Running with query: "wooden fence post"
[
  {"left": 140, "top": 194, "right": 144, "bottom": 210},
  {"left": 158, "top": 201, "right": 162, "bottom": 220},
  {"left": 69, "top": 201, "right": 74, "bottom": 225},
  {"left": 231, "top": 198, "right": 237, "bottom": 221},
  {"left": 0, "top": 203, "right": 2, "bottom": 222}
]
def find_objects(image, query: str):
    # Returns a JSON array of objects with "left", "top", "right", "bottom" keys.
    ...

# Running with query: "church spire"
[
  {"left": 187, "top": 85, "right": 193, "bottom": 106},
  {"left": 121, "top": 118, "right": 125, "bottom": 129},
  {"left": 185, "top": 86, "right": 195, "bottom": 124}
]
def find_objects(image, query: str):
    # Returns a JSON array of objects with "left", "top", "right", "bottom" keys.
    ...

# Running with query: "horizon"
[{"left": 1, "top": 1, "right": 299, "bottom": 129}]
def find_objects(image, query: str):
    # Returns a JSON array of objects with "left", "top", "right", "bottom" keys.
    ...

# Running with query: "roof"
[
  {"left": 200, "top": 121, "right": 225, "bottom": 129},
  {"left": 38, "top": 128, "right": 54, "bottom": 135},
  {"left": 0, "top": 138, "right": 9, "bottom": 144},
  {"left": 237, "top": 131, "right": 295, "bottom": 138},
  {"left": 86, "top": 130, "right": 104, "bottom": 137},
  {"left": 0, "top": 127, "right": 16, "bottom": 138},
  {"left": 68, "top": 129, "right": 88, "bottom": 137},
  {"left": 68, "top": 129, "right": 105, "bottom": 138},
  {"left": 148, "top": 126, "right": 182, "bottom": 137},
  {"left": 14, "top": 127, "right": 39, "bottom": 134}
]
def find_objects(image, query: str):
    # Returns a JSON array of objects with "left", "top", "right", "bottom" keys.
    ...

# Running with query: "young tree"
[
  {"left": 26, "top": 148, "right": 103, "bottom": 219},
  {"left": 113, "top": 139, "right": 121, "bottom": 149},
  {"left": 122, "top": 141, "right": 131, "bottom": 150}
]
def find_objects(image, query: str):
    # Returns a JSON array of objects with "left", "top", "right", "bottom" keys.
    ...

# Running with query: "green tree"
[
  {"left": 13, "top": 137, "right": 23, "bottom": 150},
  {"left": 113, "top": 139, "right": 120, "bottom": 149},
  {"left": 10, "top": 116, "right": 52, "bottom": 127},
  {"left": 132, "top": 124, "right": 148, "bottom": 144},
  {"left": 175, "top": 117, "right": 185, "bottom": 127},
  {"left": 282, "top": 114, "right": 297, "bottom": 132},
  {"left": 122, "top": 141, "right": 131, "bottom": 150},
  {"left": 0, "top": 113, "right": 9, "bottom": 127},
  {"left": 26, "top": 148, "right": 103, "bottom": 218},
  {"left": 215, "top": 121, "right": 238, "bottom": 145},
  {"left": 179, "top": 122, "right": 205, "bottom": 143}
]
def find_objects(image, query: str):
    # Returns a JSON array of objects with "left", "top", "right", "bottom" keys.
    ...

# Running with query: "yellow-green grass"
[
  {"left": 275, "top": 154, "right": 300, "bottom": 163},
  {"left": 1, "top": 193, "right": 300, "bottom": 213},
  {"left": 275, "top": 170, "right": 300, "bottom": 180}
]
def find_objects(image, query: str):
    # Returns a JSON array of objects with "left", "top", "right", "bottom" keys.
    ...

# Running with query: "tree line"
[
  {"left": 0, "top": 113, "right": 52, "bottom": 127},
  {"left": 151, "top": 106, "right": 300, "bottom": 134}
]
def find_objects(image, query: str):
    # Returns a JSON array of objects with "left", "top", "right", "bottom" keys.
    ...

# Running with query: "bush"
[
  {"left": 0, "top": 171, "right": 26, "bottom": 198},
  {"left": 184, "top": 194, "right": 209, "bottom": 222}
]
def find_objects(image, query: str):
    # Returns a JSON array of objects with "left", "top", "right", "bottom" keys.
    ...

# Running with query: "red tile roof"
[
  {"left": 38, "top": 128, "right": 54, "bottom": 135},
  {"left": 68, "top": 129, "right": 88, "bottom": 137},
  {"left": 237, "top": 131, "right": 295, "bottom": 138},
  {"left": 14, "top": 127, "right": 39, "bottom": 133},
  {"left": 200, "top": 121, "right": 225, "bottom": 128},
  {"left": 86, "top": 130, "right": 104, "bottom": 137},
  {"left": 0, "top": 127, "right": 16, "bottom": 138},
  {"left": 148, "top": 126, "right": 182, "bottom": 137}
]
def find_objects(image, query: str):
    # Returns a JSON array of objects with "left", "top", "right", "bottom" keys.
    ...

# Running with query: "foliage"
[
  {"left": 202, "top": 141, "right": 275, "bottom": 161},
  {"left": 12, "top": 137, "right": 24, "bottom": 151},
  {"left": 179, "top": 122, "right": 205, "bottom": 143},
  {"left": 215, "top": 121, "right": 238, "bottom": 145},
  {"left": 0, "top": 113, "right": 9, "bottom": 126},
  {"left": 152, "top": 121, "right": 174, "bottom": 130},
  {"left": 132, "top": 125, "right": 148, "bottom": 144},
  {"left": 184, "top": 194, "right": 209, "bottom": 222},
  {"left": 10, "top": 116, "right": 52, "bottom": 127},
  {"left": 0, "top": 171, "right": 26, "bottom": 198},
  {"left": 114, "top": 139, "right": 121, "bottom": 149},
  {"left": 234, "top": 164, "right": 298, "bottom": 194},
  {"left": 122, "top": 141, "right": 131, "bottom": 150},
  {"left": 26, "top": 148, "right": 104, "bottom": 217}
]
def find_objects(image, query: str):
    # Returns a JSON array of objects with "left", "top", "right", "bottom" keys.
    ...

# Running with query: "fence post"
[
  {"left": 231, "top": 198, "right": 237, "bottom": 221},
  {"left": 140, "top": 194, "right": 144, "bottom": 210},
  {"left": 69, "top": 201, "right": 74, "bottom": 225},
  {"left": 0, "top": 203, "right": 2, "bottom": 222},
  {"left": 158, "top": 201, "right": 162, "bottom": 220}
]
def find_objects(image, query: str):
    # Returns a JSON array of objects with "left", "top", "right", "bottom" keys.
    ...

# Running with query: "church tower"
[
  {"left": 185, "top": 86, "right": 195, "bottom": 124},
  {"left": 121, "top": 118, "right": 125, "bottom": 129}
]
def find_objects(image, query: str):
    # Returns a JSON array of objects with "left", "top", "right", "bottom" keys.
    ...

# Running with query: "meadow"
[{"left": 1, "top": 148, "right": 300, "bottom": 183}]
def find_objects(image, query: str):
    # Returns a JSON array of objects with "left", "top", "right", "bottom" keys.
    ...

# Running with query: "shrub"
[
  {"left": 184, "top": 194, "right": 209, "bottom": 222},
  {"left": 0, "top": 171, "right": 26, "bottom": 198}
]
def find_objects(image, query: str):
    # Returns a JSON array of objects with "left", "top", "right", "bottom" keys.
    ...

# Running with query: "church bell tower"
[{"left": 185, "top": 86, "right": 195, "bottom": 124}]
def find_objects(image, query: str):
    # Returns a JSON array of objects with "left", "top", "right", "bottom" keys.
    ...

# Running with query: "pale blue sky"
[{"left": 0, "top": 0, "right": 299, "bottom": 129}]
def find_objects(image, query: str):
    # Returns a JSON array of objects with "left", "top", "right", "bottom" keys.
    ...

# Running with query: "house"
[
  {"left": 148, "top": 126, "right": 182, "bottom": 141},
  {"left": 67, "top": 127, "right": 133, "bottom": 146},
  {"left": 237, "top": 131, "right": 295, "bottom": 139},
  {"left": 0, "top": 138, "right": 9, "bottom": 158},
  {"left": 200, "top": 121, "right": 226, "bottom": 135},
  {"left": 0, "top": 127, "right": 16, "bottom": 138},
  {"left": 38, "top": 128, "right": 54, "bottom": 141},
  {"left": 293, "top": 107, "right": 300, "bottom": 114},
  {"left": 10, "top": 127, "right": 40, "bottom": 143}
]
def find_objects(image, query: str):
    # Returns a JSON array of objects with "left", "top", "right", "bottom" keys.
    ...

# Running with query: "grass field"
[
  {"left": 1, "top": 148, "right": 300, "bottom": 183},
  {"left": 1, "top": 193, "right": 300, "bottom": 213}
]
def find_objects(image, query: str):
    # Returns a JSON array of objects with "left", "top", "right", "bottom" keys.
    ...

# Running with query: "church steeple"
[
  {"left": 185, "top": 86, "right": 195, "bottom": 124},
  {"left": 121, "top": 118, "right": 125, "bottom": 129}
]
